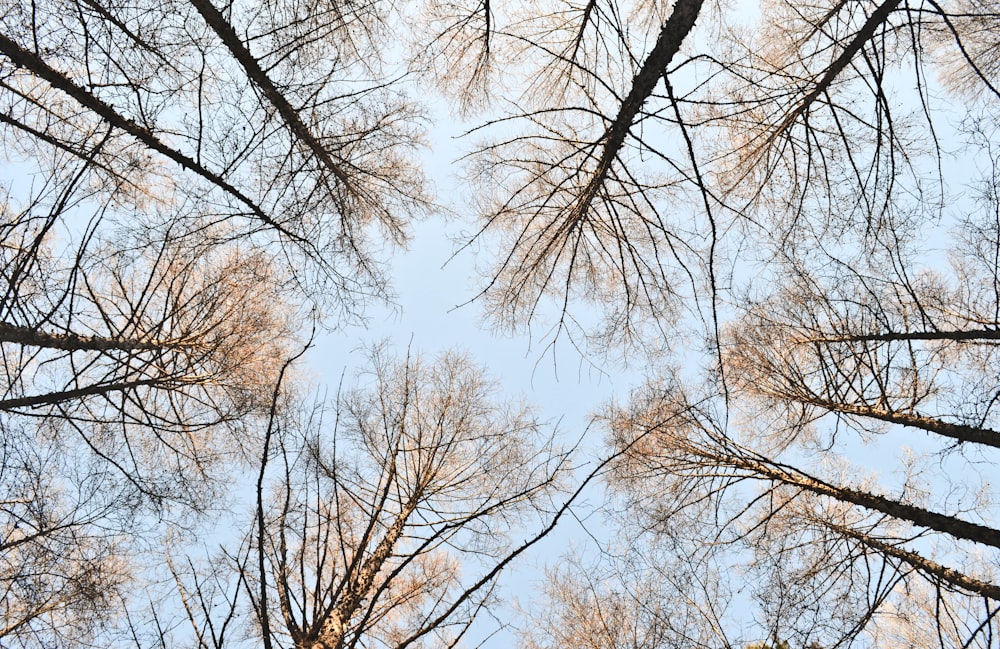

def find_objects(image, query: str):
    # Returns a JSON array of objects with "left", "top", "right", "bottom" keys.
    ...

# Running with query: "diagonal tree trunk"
[
  {"left": 0, "top": 33, "right": 303, "bottom": 245},
  {"left": 821, "top": 520, "right": 1000, "bottom": 600},
  {"left": 0, "top": 321, "right": 184, "bottom": 352},
  {"left": 721, "top": 451, "right": 1000, "bottom": 550},
  {"left": 568, "top": 0, "right": 704, "bottom": 226},
  {"left": 186, "top": 0, "right": 355, "bottom": 195}
]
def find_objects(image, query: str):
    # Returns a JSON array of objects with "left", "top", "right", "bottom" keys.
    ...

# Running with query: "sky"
[
  {"left": 6, "top": 2, "right": 999, "bottom": 646},
  {"left": 293, "top": 114, "right": 635, "bottom": 645}
]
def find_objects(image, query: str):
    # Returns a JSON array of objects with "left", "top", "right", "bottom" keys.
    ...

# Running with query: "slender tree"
[
  {"left": 146, "top": 347, "right": 576, "bottom": 649},
  {"left": 6, "top": 0, "right": 1000, "bottom": 646},
  {"left": 0, "top": 421, "right": 136, "bottom": 647},
  {"left": 606, "top": 353, "right": 999, "bottom": 647},
  {"left": 410, "top": 0, "right": 1000, "bottom": 644},
  {"left": 0, "top": 0, "right": 429, "bottom": 291},
  {"left": 1, "top": 0, "right": 428, "bottom": 641},
  {"left": 0, "top": 227, "right": 299, "bottom": 646}
]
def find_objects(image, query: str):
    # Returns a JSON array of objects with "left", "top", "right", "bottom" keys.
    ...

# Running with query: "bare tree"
[
  {"left": 0, "top": 0, "right": 429, "bottom": 297},
  {"left": 1, "top": 0, "right": 429, "bottom": 641},
  {"left": 518, "top": 542, "right": 736, "bottom": 649},
  {"left": 0, "top": 420, "right": 137, "bottom": 647},
  {"left": 605, "top": 349, "right": 999, "bottom": 648},
  {"left": 144, "top": 347, "right": 578, "bottom": 649},
  {"left": 6, "top": 0, "right": 1000, "bottom": 646},
  {"left": 2, "top": 223, "right": 298, "bottom": 502},
  {"left": 398, "top": 1, "right": 1000, "bottom": 643},
  {"left": 452, "top": 0, "right": 711, "bottom": 352},
  {"left": 401, "top": 0, "right": 999, "bottom": 359},
  {"left": 573, "top": 108, "right": 1000, "bottom": 649},
  {"left": 0, "top": 224, "right": 301, "bottom": 645}
]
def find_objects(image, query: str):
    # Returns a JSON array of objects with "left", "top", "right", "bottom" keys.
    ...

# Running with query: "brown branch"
[
  {"left": 187, "top": 0, "right": 356, "bottom": 196},
  {"left": 729, "top": 453, "right": 1000, "bottom": 550},
  {"left": 802, "top": 397, "right": 1000, "bottom": 450},
  {"left": 0, "top": 32, "right": 305, "bottom": 245},
  {"left": 827, "top": 521, "right": 1000, "bottom": 600},
  {"left": 800, "top": 328, "right": 1000, "bottom": 344},
  {"left": 0, "top": 377, "right": 189, "bottom": 410},
  {"left": 569, "top": 0, "right": 704, "bottom": 224},
  {"left": 0, "top": 321, "right": 185, "bottom": 352}
]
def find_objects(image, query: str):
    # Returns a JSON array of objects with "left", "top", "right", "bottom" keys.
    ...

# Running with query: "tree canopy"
[{"left": 2, "top": 0, "right": 999, "bottom": 647}]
